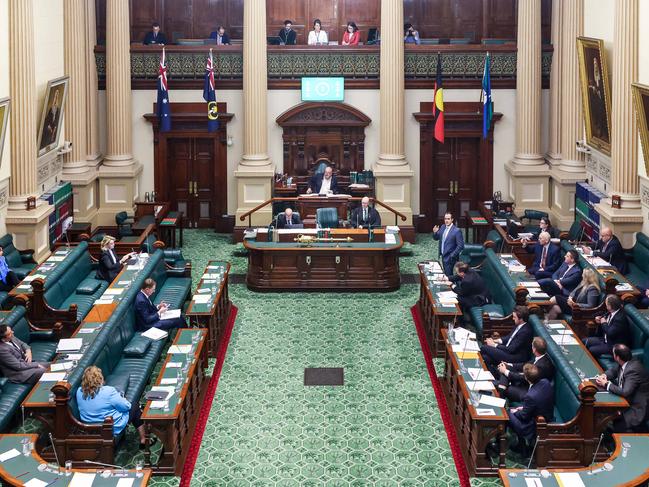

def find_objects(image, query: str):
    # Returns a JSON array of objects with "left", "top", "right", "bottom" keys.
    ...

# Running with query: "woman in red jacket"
[{"left": 342, "top": 21, "right": 360, "bottom": 46}]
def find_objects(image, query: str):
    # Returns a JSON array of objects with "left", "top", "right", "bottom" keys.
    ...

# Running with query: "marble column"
[
  {"left": 505, "top": 0, "right": 549, "bottom": 213},
  {"left": 373, "top": 0, "right": 413, "bottom": 231},
  {"left": 234, "top": 0, "right": 274, "bottom": 227},
  {"left": 549, "top": 0, "right": 587, "bottom": 229},
  {"left": 595, "top": 0, "right": 642, "bottom": 247},
  {"left": 85, "top": 0, "right": 101, "bottom": 165},
  {"left": 97, "top": 0, "right": 141, "bottom": 225},
  {"left": 6, "top": 0, "right": 54, "bottom": 260}
]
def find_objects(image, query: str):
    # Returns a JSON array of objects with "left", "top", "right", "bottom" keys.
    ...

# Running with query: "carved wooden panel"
[{"left": 267, "top": 0, "right": 307, "bottom": 43}]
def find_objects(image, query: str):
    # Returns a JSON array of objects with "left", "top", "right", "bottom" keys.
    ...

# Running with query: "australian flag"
[
  {"left": 203, "top": 49, "right": 219, "bottom": 132},
  {"left": 157, "top": 48, "right": 171, "bottom": 132},
  {"left": 482, "top": 52, "right": 493, "bottom": 139}
]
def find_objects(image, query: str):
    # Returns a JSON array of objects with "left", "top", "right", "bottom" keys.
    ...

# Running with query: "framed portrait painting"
[
  {"left": 577, "top": 37, "right": 612, "bottom": 155},
  {"left": 36, "top": 76, "right": 69, "bottom": 158},
  {"left": 632, "top": 83, "right": 649, "bottom": 176},
  {"left": 0, "top": 97, "right": 10, "bottom": 166}
]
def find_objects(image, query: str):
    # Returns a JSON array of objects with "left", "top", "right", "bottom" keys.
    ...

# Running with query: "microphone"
[
  {"left": 526, "top": 435, "right": 540, "bottom": 470},
  {"left": 84, "top": 459, "right": 127, "bottom": 474},
  {"left": 48, "top": 433, "right": 62, "bottom": 467},
  {"left": 587, "top": 433, "right": 605, "bottom": 475}
]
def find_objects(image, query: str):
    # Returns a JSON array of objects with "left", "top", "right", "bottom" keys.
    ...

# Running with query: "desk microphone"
[
  {"left": 84, "top": 459, "right": 128, "bottom": 474},
  {"left": 587, "top": 433, "right": 605, "bottom": 475},
  {"left": 48, "top": 433, "right": 61, "bottom": 467},
  {"left": 526, "top": 435, "right": 540, "bottom": 471}
]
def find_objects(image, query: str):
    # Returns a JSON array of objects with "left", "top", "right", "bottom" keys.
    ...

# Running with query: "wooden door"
[{"left": 167, "top": 137, "right": 216, "bottom": 228}]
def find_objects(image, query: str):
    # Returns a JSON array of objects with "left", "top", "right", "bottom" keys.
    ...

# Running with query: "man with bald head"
[
  {"left": 351, "top": 196, "right": 381, "bottom": 229},
  {"left": 308, "top": 166, "right": 339, "bottom": 195},
  {"left": 523, "top": 231, "right": 561, "bottom": 279},
  {"left": 277, "top": 207, "right": 301, "bottom": 229},
  {"left": 592, "top": 227, "right": 627, "bottom": 274}
]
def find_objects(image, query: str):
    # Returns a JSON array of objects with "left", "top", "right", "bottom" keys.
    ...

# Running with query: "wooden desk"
[
  {"left": 464, "top": 210, "right": 492, "bottom": 244},
  {"left": 441, "top": 329, "right": 508, "bottom": 477},
  {"left": 575, "top": 246, "right": 640, "bottom": 299},
  {"left": 416, "top": 262, "right": 462, "bottom": 358},
  {"left": 66, "top": 222, "right": 91, "bottom": 242},
  {"left": 500, "top": 434, "right": 649, "bottom": 487},
  {"left": 244, "top": 228, "right": 403, "bottom": 290},
  {"left": 10, "top": 248, "right": 73, "bottom": 297},
  {"left": 296, "top": 195, "right": 350, "bottom": 227},
  {"left": 186, "top": 261, "right": 231, "bottom": 358},
  {"left": 143, "top": 329, "right": 209, "bottom": 475},
  {"left": 0, "top": 434, "right": 151, "bottom": 486},
  {"left": 496, "top": 253, "right": 552, "bottom": 307},
  {"left": 158, "top": 212, "right": 183, "bottom": 248}
]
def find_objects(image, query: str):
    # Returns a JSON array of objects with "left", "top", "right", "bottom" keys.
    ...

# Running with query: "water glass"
[
  {"left": 192, "top": 331, "right": 200, "bottom": 347},
  {"left": 65, "top": 460, "right": 72, "bottom": 477},
  {"left": 136, "top": 460, "right": 144, "bottom": 478},
  {"left": 163, "top": 401, "right": 170, "bottom": 413},
  {"left": 21, "top": 437, "right": 31, "bottom": 456},
  {"left": 48, "top": 392, "right": 55, "bottom": 404}
]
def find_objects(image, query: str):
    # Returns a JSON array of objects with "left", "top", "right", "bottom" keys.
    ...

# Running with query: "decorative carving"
[
  {"left": 641, "top": 182, "right": 649, "bottom": 207},
  {"left": 0, "top": 179, "right": 8, "bottom": 209}
]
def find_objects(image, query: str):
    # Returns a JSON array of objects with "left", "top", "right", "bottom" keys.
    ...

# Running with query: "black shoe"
[
  {"left": 485, "top": 442, "right": 499, "bottom": 460},
  {"left": 139, "top": 438, "right": 157, "bottom": 450}
]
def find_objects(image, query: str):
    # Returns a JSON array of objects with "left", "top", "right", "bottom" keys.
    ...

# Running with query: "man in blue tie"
[
  {"left": 537, "top": 249, "right": 582, "bottom": 298},
  {"left": 134, "top": 278, "right": 185, "bottom": 331},
  {"left": 432, "top": 212, "right": 464, "bottom": 277}
]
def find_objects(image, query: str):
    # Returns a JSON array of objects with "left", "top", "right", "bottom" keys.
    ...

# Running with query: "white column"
[{"left": 546, "top": 0, "right": 563, "bottom": 165}]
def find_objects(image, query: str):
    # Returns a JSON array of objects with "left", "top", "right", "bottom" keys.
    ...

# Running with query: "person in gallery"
[
  {"left": 209, "top": 26, "right": 231, "bottom": 45},
  {"left": 342, "top": 22, "right": 360, "bottom": 46},
  {"left": 279, "top": 20, "right": 297, "bottom": 45},
  {"left": 143, "top": 22, "right": 167, "bottom": 45},
  {"left": 404, "top": 23, "right": 420, "bottom": 45},
  {"left": 308, "top": 19, "right": 328, "bottom": 46}
]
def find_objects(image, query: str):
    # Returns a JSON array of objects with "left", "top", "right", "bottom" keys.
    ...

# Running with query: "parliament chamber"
[{"left": 2, "top": 0, "right": 649, "bottom": 486}]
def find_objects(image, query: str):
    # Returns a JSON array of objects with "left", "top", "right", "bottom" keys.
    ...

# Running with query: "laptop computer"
[
  {"left": 267, "top": 36, "right": 282, "bottom": 45},
  {"left": 366, "top": 28, "right": 378, "bottom": 45}
]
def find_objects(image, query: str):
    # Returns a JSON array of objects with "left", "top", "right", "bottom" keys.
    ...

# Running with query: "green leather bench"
[
  {"left": 48, "top": 250, "right": 191, "bottom": 465},
  {"left": 0, "top": 306, "right": 58, "bottom": 432},
  {"left": 625, "top": 232, "right": 649, "bottom": 288},
  {"left": 459, "top": 229, "right": 502, "bottom": 267},
  {"left": 0, "top": 234, "right": 37, "bottom": 309}
]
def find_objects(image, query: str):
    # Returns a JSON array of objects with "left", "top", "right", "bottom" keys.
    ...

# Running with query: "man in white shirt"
[
  {"left": 307, "top": 166, "right": 338, "bottom": 195},
  {"left": 496, "top": 337, "right": 555, "bottom": 401}
]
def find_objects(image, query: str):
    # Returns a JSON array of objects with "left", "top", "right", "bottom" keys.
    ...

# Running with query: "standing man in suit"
[
  {"left": 143, "top": 22, "right": 167, "bottom": 45},
  {"left": 523, "top": 232, "right": 561, "bottom": 279},
  {"left": 209, "top": 26, "right": 231, "bottom": 45},
  {"left": 278, "top": 20, "right": 297, "bottom": 45},
  {"left": 592, "top": 227, "right": 627, "bottom": 274},
  {"left": 432, "top": 212, "right": 464, "bottom": 277},
  {"left": 507, "top": 364, "right": 555, "bottom": 455},
  {"left": 587, "top": 295, "right": 630, "bottom": 358},
  {"left": 0, "top": 325, "right": 48, "bottom": 384},
  {"left": 351, "top": 197, "right": 381, "bottom": 229},
  {"left": 277, "top": 208, "right": 301, "bottom": 229},
  {"left": 481, "top": 306, "right": 534, "bottom": 368},
  {"left": 307, "top": 166, "right": 338, "bottom": 195},
  {"left": 538, "top": 250, "right": 582, "bottom": 297},
  {"left": 449, "top": 262, "right": 491, "bottom": 312},
  {"left": 496, "top": 337, "right": 555, "bottom": 402},
  {"left": 596, "top": 344, "right": 649, "bottom": 432},
  {"left": 134, "top": 279, "right": 185, "bottom": 331}
]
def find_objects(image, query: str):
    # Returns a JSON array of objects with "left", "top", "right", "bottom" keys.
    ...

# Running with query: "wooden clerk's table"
[{"left": 244, "top": 228, "right": 403, "bottom": 290}]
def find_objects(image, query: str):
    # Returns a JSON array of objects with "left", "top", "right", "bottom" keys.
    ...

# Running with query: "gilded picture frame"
[
  {"left": 632, "top": 83, "right": 649, "bottom": 177},
  {"left": 36, "top": 76, "right": 69, "bottom": 158},
  {"left": 577, "top": 37, "right": 612, "bottom": 155},
  {"left": 0, "top": 97, "right": 10, "bottom": 167}
]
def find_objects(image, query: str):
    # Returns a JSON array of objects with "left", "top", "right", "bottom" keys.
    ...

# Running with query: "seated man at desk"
[
  {"left": 537, "top": 249, "right": 582, "bottom": 298},
  {"left": 277, "top": 208, "right": 301, "bottom": 229},
  {"left": 591, "top": 227, "right": 628, "bottom": 274},
  {"left": 507, "top": 363, "right": 555, "bottom": 455},
  {"left": 143, "top": 22, "right": 167, "bottom": 45},
  {"left": 523, "top": 231, "right": 561, "bottom": 279},
  {"left": 351, "top": 197, "right": 381, "bottom": 228},
  {"left": 480, "top": 305, "right": 533, "bottom": 371},
  {"left": 595, "top": 344, "right": 649, "bottom": 433},
  {"left": 449, "top": 262, "right": 490, "bottom": 313},
  {"left": 135, "top": 278, "right": 185, "bottom": 331},
  {"left": 496, "top": 337, "right": 555, "bottom": 402},
  {"left": 587, "top": 294, "right": 630, "bottom": 358},
  {"left": 307, "top": 166, "right": 338, "bottom": 195},
  {"left": 0, "top": 324, "right": 48, "bottom": 384}
]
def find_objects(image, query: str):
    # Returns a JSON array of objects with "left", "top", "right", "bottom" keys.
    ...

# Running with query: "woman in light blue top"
[
  {"left": 76, "top": 366, "right": 150, "bottom": 449},
  {"left": 0, "top": 246, "right": 19, "bottom": 292}
]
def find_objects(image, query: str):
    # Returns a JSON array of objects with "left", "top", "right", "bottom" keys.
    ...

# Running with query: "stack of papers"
[
  {"left": 0, "top": 448, "right": 21, "bottom": 462},
  {"left": 551, "top": 334, "right": 578, "bottom": 345},
  {"left": 616, "top": 283, "right": 634, "bottom": 291},
  {"left": 587, "top": 256, "right": 611, "bottom": 267},
  {"left": 385, "top": 226, "right": 400, "bottom": 234},
  {"left": 476, "top": 408, "right": 496, "bottom": 416},
  {"left": 160, "top": 309, "right": 181, "bottom": 320},
  {"left": 508, "top": 264, "right": 527, "bottom": 273},
  {"left": 57, "top": 338, "right": 83, "bottom": 352},
  {"left": 68, "top": 472, "right": 96, "bottom": 487},
  {"left": 384, "top": 234, "right": 397, "bottom": 244},
  {"left": 142, "top": 327, "right": 168, "bottom": 341},
  {"left": 39, "top": 372, "right": 67, "bottom": 382},
  {"left": 50, "top": 362, "right": 74, "bottom": 372},
  {"left": 466, "top": 381, "right": 495, "bottom": 392},
  {"left": 454, "top": 328, "right": 477, "bottom": 341},
  {"left": 104, "top": 288, "right": 124, "bottom": 295},
  {"left": 468, "top": 368, "right": 494, "bottom": 381},
  {"left": 452, "top": 341, "right": 481, "bottom": 353},
  {"left": 168, "top": 345, "right": 192, "bottom": 354},
  {"left": 528, "top": 289, "right": 550, "bottom": 299},
  {"left": 520, "top": 281, "right": 540, "bottom": 288},
  {"left": 193, "top": 294, "right": 212, "bottom": 304},
  {"left": 479, "top": 395, "right": 506, "bottom": 408}
]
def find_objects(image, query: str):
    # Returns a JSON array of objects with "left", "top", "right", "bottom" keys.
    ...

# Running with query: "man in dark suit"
[
  {"left": 507, "top": 364, "right": 555, "bottom": 455},
  {"left": 307, "top": 166, "right": 338, "bottom": 195},
  {"left": 351, "top": 197, "right": 381, "bottom": 229},
  {"left": 277, "top": 208, "right": 301, "bottom": 229},
  {"left": 0, "top": 325, "right": 48, "bottom": 384},
  {"left": 134, "top": 278, "right": 185, "bottom": 331},
  {"left": 538, "top": 250, "right": 582, "bottom": 297},
  {"left": 278, "top": 20, "right": 297, "bottom": 45},
  {"left": 496, "top": 337, "right": 555, "bottom": 402},
  {"left": 481, "top": 306, "right": 534, "bottom": 368},
  {"left": 524, "top": 232, "right": 561, "bottom": 279},
  {"left": 587, "top": 295, "right": 630, "bottom": 358},
  {"left": 449, "top": 262, "right": 490, "bottom": 312},
  {"left": 143, "top": 22, "right": 167, "bottom": 45},
  {"left": 432, "top": 212, "right": 465, "bottom": 277},
  {"left": 209, "top": 26, "right": 231, "bottom": 45},
  {"left": 592, "top": 227, "right": 627, "bottom": 274},
  {"left": 596, "top": 344, "right": 649, "bottom": 432}
]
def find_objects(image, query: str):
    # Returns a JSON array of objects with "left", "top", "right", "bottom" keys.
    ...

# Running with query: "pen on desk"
[
  {"left": 15, "top": 471, "right": 30, "bottom": 478},
  {"left": 44, "top": 478, "right": 59, "bottom": 486}
]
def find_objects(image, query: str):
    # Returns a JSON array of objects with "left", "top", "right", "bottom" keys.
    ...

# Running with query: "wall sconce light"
[{"left": 227, "top": 135, "right": 233, "bottom": 147}]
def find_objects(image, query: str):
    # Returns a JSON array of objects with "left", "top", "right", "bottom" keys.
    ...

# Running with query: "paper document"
[
  {"left": 385, "top": 226, "right": 400, "bottom": 234},
  {"left": 57, "top": 338, "right": 83, "bottom": 352},
  {"left": 520, "top": 281, "right": 541, "bottom": 287},
  {"left": 77, "top": 328, "right": 96, "bottom": 334},
  {"left": 116, "top": 479, "right": 135, "bottom": 487},
  {"left": 554, "top": 472, "right": 585, "bottom": 487},
  {"left": 68, "top": 472, "right": 96, "bottom": 487},
  {"left": 197, "top": 288, "right": 211, "bottom": 293},
  {"left": 525, "top": 479, "right": 543, "bottom": 487},
  {"left": 587, "top": 256, "right": 610, "bottom": 267},
  {"left": 150, "top": 401, "right": 169, "bottom": 409},
  {"left": 548, "top": 323, "right": 565, "bottom": 329},
  {"left": 24, "top": 480, "right": 48, "bottom": 487},
  {"left": 192, "top": 295, "right": 211, "bottom": 303},
  {"left": 468, "top": 368, "right": 494, "bottom": 381},
  {"left": 104, "top": 288, "right": 124, "bottom": 295},
  {"left": 161, "top": 378, "right": 178, "bottom": 385},
  {"left": 479, "top": 394, "right": 506, "bottom": 408},
  {"left": 528, "top": 289, "right": 550, "bottom": 299},
  {"left": 66, "top": 353, "right": 83, "bottom": 360},
  {"left": 439, "top": 300, "right": 458, "bottom": 306},
  {"left": 551, "top": 335, "right": 578, "bottom": 346},
  {"left": 151, "top": 386, "right": 176, "bottom": 396},
  {"left": 48, "top": 256, "right": 65, "bottom": 262},
  {"left": 0, "top": 448, "right": 20, "bottom": 462},
  {"left": 466, "top": 381, "right": 495, "bottom": 392},
  {"left": 165, "top": 362, "right": 182, "bottom": 368},
  {"left": 453, "top": 328, "right": 477, "bottom": 340},
  {"left": 616, "top": 283, "right": 634, "bottom": 291},
  {"left": 476, "top": 408, "right": 496, "bottom": 416},
  {"left": 160, "top": 309, "right": 181, "bottom": 320},
  {"left": 168, "top": 345, "right": 192, "bottom": 355},
  {"left": 518, "top": 232, "right": 534, "bottom": 239},
  {"left": 456, "top": 351, "right": 479, "bottom": 360},
  {"left": 118, "top": 280, "right": 131, "bottom": 285},
  {"left": 40, "top": 372, "right": 67, "bottom": 382},
  {"left": 202, "top": 279, "right": 217, "bottom": 284},
  {"left": 141, "top": 327, "right": 168, "bottom": 341},
  {"left": 384, "top": 234, "right": 397, "bottom": 244},
  {"left": 509, "top": 265, "right": 527, "bottom": 273},
  {"left": 437, "top": 291, "right": 457, "bottom": 299},
  {"left": 94, "top": 299, "right": 114, "bottom": 305},
  {"left": 50, "top": 362, "right": 73, "bottom": 372}
]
